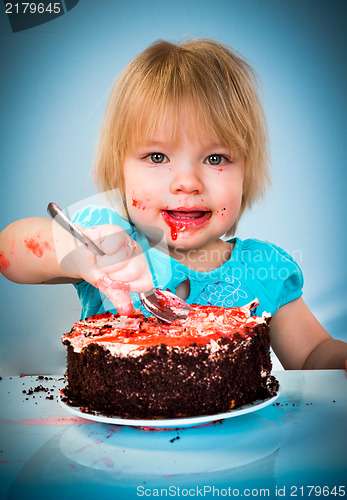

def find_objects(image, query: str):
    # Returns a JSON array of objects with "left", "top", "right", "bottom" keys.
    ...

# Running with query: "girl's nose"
[{"left": 169, "top": 164, "right": 204, "bottom": 195}]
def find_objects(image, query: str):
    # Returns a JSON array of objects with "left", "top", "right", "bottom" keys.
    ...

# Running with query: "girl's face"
[{"left": 123, "top": 104, "right": 244, "bottom": 256}]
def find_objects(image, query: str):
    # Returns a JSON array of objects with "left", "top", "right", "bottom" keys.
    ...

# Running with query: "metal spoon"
[{"left": 47, "top": 203, "right": 192, "bottom": 323}]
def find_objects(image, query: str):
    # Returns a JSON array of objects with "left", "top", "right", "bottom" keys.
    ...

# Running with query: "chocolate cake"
[{"left": 61, "top": 299, "right": 279, "bottom": 419}]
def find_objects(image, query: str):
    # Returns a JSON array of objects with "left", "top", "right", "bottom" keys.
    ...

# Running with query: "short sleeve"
[
  {"left": 236, "top": 239, "right": 304, "bottom": 315},
  {"left": 267, "top": 242, "right": 304, "bottom": 307}
]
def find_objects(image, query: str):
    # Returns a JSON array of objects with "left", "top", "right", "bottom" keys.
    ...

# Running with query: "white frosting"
[{"left": 101, "top": 343, "right": 148, "bottom": 357}]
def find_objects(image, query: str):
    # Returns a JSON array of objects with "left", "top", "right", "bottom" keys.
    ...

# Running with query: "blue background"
[{"left": 0, "top": 0, "right": 346, "bottom": 374}]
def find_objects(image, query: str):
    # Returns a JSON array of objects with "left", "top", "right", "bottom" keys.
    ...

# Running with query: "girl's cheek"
[
  {"left": 131, "top": 197, "right": 150, "bottom": 211},
  {"left": 215, "top": 207, "right": 231, "bottom": 219},
  {"left": 215, "top": 207, "right": 239, "bottom": 230},
  {"left": 127, "top": 192, "right": 157, "bottom": 227},
  {"left": 130, "top": 192, "right": 155, "bottom": 213}
]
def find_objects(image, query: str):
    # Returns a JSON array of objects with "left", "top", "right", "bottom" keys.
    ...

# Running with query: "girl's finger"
[
  {"left": 104, "top": 288, "right": 134, "bottom": 316},
  {"left": 85, "top": 225, "right": 135, "bottom": 256},
  {"left": 93, "top": 275, "right": 131, "bottom": 293},
  {"left": 92, "top": 274, "right": 133, "bottom": 315},
  {"left": 96, "top": 242, "right": 135, "bottom": 272},
  {"left": 107, "top": 253, "right": 151, "bottom": 284}
]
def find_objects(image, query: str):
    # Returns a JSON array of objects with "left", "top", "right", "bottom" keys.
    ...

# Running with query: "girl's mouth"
[{"left": 161, "top": 208, "right": 212, "bottom": 230}]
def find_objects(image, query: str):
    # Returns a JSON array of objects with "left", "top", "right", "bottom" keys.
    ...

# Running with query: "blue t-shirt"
[{"left": 72, "top": 205, "right": 304, "bottom": 320}]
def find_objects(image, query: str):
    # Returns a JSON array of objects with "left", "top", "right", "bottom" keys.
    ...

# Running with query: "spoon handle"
[{"left": 47, "top": 203, "right": 105, "bottom": 256}]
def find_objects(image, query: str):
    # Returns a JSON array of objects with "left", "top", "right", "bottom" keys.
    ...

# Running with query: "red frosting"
[
  {"left": 63, "top": 301, "right": 264, "bottom": 351},
  {"left": 24, "top": 237, "right": 52, "bottom": 258},
  {"left": 0, "top": 252, "right": 10, "bottom": 271}
]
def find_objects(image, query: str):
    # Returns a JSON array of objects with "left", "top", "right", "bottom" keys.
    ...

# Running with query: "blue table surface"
[{"left": 1, "top": 370, "right": 346, "bottom": 500}]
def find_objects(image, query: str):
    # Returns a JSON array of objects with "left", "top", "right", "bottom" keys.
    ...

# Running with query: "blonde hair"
[{"left": 94, "top": 38, "right": 270, "bottom": 235}]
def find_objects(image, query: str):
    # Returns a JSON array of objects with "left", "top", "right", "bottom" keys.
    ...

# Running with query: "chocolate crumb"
[
  {"left": 34, "top": 385, "right": 49, "bottom": 393},
  {"left": 169, "top": 436, "right": 180, "bottom": 443}
]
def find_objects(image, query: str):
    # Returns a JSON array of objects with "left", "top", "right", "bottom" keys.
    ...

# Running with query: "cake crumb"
[{"left": 169, "top": 435, "right": 180, "bottom": 443}]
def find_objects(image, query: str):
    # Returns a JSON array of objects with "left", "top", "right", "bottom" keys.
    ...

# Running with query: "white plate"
[{"left": 59, "top": 390, "right": 279, "bottom": 428}]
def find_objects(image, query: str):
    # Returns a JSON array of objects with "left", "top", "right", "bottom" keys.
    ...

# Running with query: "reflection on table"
[{"left": 1, "top": 370, "right": 346, "bottom": 499}]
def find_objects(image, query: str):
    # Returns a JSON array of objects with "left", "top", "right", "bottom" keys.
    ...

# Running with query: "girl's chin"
[
  {"left": 142, "top": 223, "right": 209, "bottom": 247},
  {"left": 166, "top": 230, "right": 216, "bottom": 251},
  {"left": 164, "top": 226, "right": 200, "bottom": 244}
]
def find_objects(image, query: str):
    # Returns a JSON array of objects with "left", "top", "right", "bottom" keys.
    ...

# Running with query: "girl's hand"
[{"left": 55, "top": 224, "right": 153, "bottom": 315}]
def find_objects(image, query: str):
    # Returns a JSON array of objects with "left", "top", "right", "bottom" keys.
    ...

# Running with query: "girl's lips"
[{"left": 161, "top": 208, "right": 212, "bottom": 229}]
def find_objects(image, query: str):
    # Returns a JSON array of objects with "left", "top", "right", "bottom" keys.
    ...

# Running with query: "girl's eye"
[
  {"left": 204, "top": 154, "right": 231, "bottom": 166},
  {"left": 146, "top": 153, "right": 169, "bottom": 164}
]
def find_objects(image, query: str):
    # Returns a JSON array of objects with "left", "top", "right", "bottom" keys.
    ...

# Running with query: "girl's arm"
[
  {"left": 0, "top": 217, "right": 77, "bottom": 284},
  {"left": 0, "top": 217, "right": 153, "bottom": 314},
  {"left": 270, "top": 297, "right": 347, "bottom": 370}
]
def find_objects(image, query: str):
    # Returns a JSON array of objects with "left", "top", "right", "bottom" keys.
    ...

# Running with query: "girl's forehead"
[{"left": 133, "top": 100, "right": 224, "bottom": 148}]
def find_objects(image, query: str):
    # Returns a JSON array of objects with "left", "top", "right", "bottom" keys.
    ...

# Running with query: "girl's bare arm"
[
  {"left": 0, "top": 217, "right": 78, "bottom": 284},
  {"left": 0, "top": 217, "right": 153, "bottom": 314},
  {"left": 270, "top": 297, "right": 347, "bottom": 370}
]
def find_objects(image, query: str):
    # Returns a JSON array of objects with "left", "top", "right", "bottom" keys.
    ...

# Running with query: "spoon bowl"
[{"left": 139, "top": 289, "right": 192, "bottom": 323}]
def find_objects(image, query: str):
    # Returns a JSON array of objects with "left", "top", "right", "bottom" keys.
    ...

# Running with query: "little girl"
[{"left": 1, "top": 39, "right": 346, "bottom": 370}]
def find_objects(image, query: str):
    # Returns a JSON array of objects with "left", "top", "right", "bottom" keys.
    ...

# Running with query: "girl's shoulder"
[
  {"left": 231, "top": 237, "right": 302, "bottom": 270},
  {"left": 230, "top": 237, "right": 304, "bottom": 310}
]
